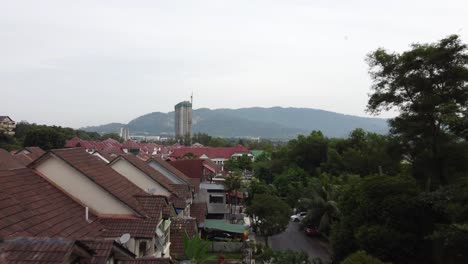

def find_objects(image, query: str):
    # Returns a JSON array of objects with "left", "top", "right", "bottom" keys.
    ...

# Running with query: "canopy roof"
[{"left": 204, "top": 220, "right": 246, "bottom": 234}]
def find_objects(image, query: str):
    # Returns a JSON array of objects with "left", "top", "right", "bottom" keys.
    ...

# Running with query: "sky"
[{"left": 1, "top": 0, "right": 467, "bottom": 128}]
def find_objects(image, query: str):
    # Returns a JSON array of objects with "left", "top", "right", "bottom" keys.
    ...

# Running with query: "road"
[{"left": 269, "top": 222, "right": 332, "bottom": 263}]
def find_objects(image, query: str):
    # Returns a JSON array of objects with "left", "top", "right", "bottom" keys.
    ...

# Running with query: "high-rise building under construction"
[{"left": 174, "top": 98, "right": 192, "bottom": 139}]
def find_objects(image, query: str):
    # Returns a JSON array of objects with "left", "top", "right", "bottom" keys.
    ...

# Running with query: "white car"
[{"left": 290, "top": 212, "right": 307, "bottom": 222}]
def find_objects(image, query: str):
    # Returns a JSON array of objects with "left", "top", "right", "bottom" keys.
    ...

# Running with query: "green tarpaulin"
[{"left": 204, "top": 220, "right": 247, "bottom": 234}]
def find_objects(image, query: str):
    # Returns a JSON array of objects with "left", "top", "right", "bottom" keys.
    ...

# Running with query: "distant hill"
[{"left": 81, "top": 107, "right": 388, "bottom": 139}]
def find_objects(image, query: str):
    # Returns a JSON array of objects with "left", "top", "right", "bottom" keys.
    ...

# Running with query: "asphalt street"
[{"left": 269, "top": 222, "right": 332, "bottom": 263}]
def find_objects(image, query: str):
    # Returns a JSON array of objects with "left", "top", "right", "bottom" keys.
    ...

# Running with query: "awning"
[{"left": 204, "top": 219, "right": 247, "bottom": 234}]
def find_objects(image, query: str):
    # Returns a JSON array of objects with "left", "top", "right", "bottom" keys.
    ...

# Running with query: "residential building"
[
  {"left": 147, "top": 157, "right": 195, "bottom": 188},
  {"left": 0, "top": 116, "right": 15, "bottom": 136},
  {"left": 169, "top": 158, "right": 221, "bottom": 185},
  {"left": 174, "top": 101, "right": 192, "bottom": 139},
  {"left": 169, "top": 145, "right": 252, "bottom": 170},
  {"left": 195, "top": 182, "right": 228, "bottom": 220},
  {"left": 29, "top": 148, "right": 173, "bottom": 257},
  {"left": 109, "top": 154, "right": 193, "bottom": 216}
]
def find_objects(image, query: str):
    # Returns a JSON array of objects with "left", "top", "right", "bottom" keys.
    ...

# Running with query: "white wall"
[
  {"left": 147, "top": 160, "right": 185, "bottom": 184},
  {"left": 35, "top": 155, "right": 136, "bottom": 215},
  {"left": 110, "top": 159, "right": 170, "bottom": 196}
]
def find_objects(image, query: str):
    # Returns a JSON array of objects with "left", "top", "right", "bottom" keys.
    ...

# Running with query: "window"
[
  {"left": 209, "top": 194, "right": 224, "bottom": 203},
  {"left": 139, "top": 241, "right": 147, "bottom": 257}
]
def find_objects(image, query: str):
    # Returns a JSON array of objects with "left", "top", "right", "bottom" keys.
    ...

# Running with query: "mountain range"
[{"left": 81, "top": 107, "right": 389, "bottom": 139}]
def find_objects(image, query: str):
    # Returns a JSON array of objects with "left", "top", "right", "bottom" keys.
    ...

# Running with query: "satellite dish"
[{"left": 119, "top": 233, "right": 131, "bottom": 244}]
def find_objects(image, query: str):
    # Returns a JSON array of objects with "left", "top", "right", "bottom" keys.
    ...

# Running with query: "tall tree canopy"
[
  {"left": 367, "top": 35, "right": 468, "bottom": 186},
  {"left": 247, "top": 194, "right": 291, "bottom": 247}
]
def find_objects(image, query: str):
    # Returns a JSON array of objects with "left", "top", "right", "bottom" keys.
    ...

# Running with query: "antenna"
[
  {"left": 85, "top": 207, "right": 91, "bottom": 223},
  {"left": 119, "top": 233, "right": 131, "bottom": 244}
]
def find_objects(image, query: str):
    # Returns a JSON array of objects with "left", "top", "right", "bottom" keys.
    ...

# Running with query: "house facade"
[
  {"left": 0, "top": 116, "right": 15, "bottom": 136},
  {"left": 29, "top": 148, "right": 172, "bottom": 258}
]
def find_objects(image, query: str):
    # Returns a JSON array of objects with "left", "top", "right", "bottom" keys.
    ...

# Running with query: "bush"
[{"left": 341, "top": 250, "right": 389, "bottom": 264}]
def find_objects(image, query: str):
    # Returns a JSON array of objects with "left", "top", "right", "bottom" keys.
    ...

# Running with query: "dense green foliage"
[
  {"left": 224, "top": 154, "right": 253, "bottom": 171},
  {"left": 182, "top": 232, "right": 211, "bottom": 263},
  {"left": 247, "top": 194, "right": 292, "bottom": 247},
  {"left": 367, "top": 34, "right": 468, "bottom": 186},
  {"left": 341, "top": 251, "right": 389, "bottom": 264},
  {"left": 0, "top": 121, "right": 117, "bottom": 150},
  {"left": 246, "top": 35, "right": 468, "bottom": 264}
]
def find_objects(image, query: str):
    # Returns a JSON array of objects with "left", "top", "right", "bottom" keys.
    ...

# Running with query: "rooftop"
[
  {"left": 0, "top": 168, "right": 104, "bottom": 239},
  {"left": 0, "top": 237, "right": 92, "bottom": 263},
  {"left": 35, "top": 148, "right": 150, "bottom": 217}
]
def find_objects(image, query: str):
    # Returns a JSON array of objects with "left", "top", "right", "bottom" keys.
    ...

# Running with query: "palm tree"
[
  {"left": 300, "top": 173, "right": 340, "bottom": 235},
  {"left": 223, "top": 172, "right": 243, "bottom": 219}
]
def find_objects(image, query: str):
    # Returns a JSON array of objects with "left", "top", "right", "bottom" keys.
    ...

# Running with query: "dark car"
[
  {"left": 207, "top": 232, "right": 234, "bottom": 241},
  {"left": 304, "top": 226, "right": 320, "bottom": 236}
]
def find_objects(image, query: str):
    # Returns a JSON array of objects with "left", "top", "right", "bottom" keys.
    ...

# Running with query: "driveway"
[{"left": 269, "top": 222, "right": 332, "bottom": 263}]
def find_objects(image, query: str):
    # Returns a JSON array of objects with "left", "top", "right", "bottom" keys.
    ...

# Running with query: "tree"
[
  {"left": 330, "top": 175, "right": 437, "bottom": 263},
  {"left": 208, "top": 137, "right": 230, "bottom": 147},
  {"left": 23, "top": 127, "right": 66, "bottom": 150},
  {"left": 245, "top": 178, "right": 276, "bottom": 206},
  {"left": 287, "top": 131, "right": 328, "bottom": 175},
  {"left": 341, "top": 251, "right": 389, "bottom": 264},
  {"left": 183, "top": 232, "right": 211, "bottom": 263},
  {"left": 300, "top": 173, "right": 340, "bottom": 235},
  {"left": 273, "top": 166, "right": 308, "bottom": 207},
  {"left": 225, "top": 154, "right": 253, "bottom": 172},
  {"left": 223, "top": 172, "right": 243, "bottom": 216},
  {"left": 257, "top": 248, "right": 311, "bottom": 264},
  {"left": 366, "top": 35, "right": 468, "bottom": 186},
  {"left": 192, "top": 132, "right": 212, "bottom": 146},
  {"left": 247, "top": 194, "right": 291, "bottom": 247},
  {"left": 0, "top": 132, "right": 20, "bottom": 151}
]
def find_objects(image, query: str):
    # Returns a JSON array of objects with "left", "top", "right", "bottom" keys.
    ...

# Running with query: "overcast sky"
[{"left": 1, "top": 0, "right": 467, "bottom": 128}]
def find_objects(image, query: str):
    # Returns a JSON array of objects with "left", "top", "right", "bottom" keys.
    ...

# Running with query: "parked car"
[
  {"left": 207, "top": 232, "right": 234, "bottom": 242},
  {"left": 304, "top": 226, "right": 320, "bottom": 236},
  {"left": 290, "top": 212, "right": 307, "bottom": 222}
]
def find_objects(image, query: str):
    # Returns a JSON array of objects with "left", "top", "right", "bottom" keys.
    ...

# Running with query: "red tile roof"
[
  {"left": 169, "top": 145, "right": 250, "bottom": 159},
  {"left": 80, "top": 239, "right": 115, "bottom": 264},
  {"left": 98, "top": 195, "right": 170, "bottom": 239},
  {"left": 135, "top": 195, "right": 171, "bottom": 219},
  {"left": 168, "top": 184, "right": 192, "bottom": 209},
  {"left": 40, "top": 148, "right": 149, "bottom": 217},
  {"left": 80, "top": 238, "right": 136, "bottom": 264},
  {"left": 0, "top": 149, "right": 25, "bottom": 170},
  {"left": 202, "top": 159, "right": 222, "bottom": 173},
  {"left": 169, "top": 218, "right": 198, "bottom": 258},
  {"left": 169, "top": 159, "right": 208, "bottom": 179},
  {"left": 121, "top": 258, "right": 173, "bottom": 264},
  {"left": 0, "top": 237, "right": 93, "bottom": 264},
  {"left": 170, "top": 184, "right": 192, "bottom": 200},
  {"left": 20, "top": 147, "right": 46, "bottom": 159},
  {"left": 190, "top": 202, "right": 208, "bottom": 226},
  {"left": 93, "top": 150, "right": 116, "bottom": 163},
  {"left": 12, "top": 147, "right": 46, "bottom": 166},
  {"left": 99, "top": 217, "right": 160, "bottom": 239},
  {"left": 0, "top": 168, "right": 104, "bottom": 239}
]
